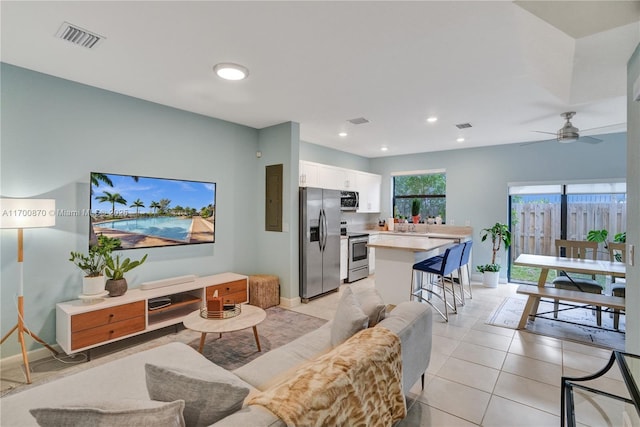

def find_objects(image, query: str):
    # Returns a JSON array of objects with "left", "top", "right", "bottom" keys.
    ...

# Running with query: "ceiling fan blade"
[
  {"left": 577, "top": 136, "right": 602, "bottom": 144},
  {"left": 520, "top": 138, "right": 554, "bottom": 147},
  {"left": 581, "top": 123, "right": 626, "bottom": 134},
  {"left": 532, "top": 130, "right": 557, "bottom": 135}
]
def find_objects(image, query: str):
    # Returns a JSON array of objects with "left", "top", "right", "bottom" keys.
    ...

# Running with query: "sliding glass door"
[{"left": 509, "top": 181, "right": 626, "bottom": 285}]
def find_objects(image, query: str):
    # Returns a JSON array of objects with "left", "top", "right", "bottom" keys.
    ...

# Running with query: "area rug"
[
  {"left": 1, "top": 307, "right": 327, "bottom": 397},
  {"left": 487, "top": 296, "right": 625, "bottom": 351}
]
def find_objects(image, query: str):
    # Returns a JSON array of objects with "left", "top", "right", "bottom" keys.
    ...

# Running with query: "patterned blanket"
[{"left": 247, "top": 326, "right": 406, "bottom": 427}]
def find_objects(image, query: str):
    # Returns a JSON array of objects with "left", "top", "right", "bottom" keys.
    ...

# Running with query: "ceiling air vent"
[
  {"left": 55, "top": 22, "right": 104, "bottom": 49},
  {"left": 348, "top": 117, "right": 370, "bottom": 125},
  {"left": 455, "top": 123, "right": 472, "bottom": 129}
]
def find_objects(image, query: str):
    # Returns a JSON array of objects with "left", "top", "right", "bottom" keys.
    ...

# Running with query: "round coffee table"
[{"left": 183, "top": 304, "right": 267, "bottom": 353}]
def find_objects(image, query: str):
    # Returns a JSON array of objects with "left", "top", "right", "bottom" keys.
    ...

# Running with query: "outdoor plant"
[
  {"left": 587, "top": 229, "right": 626, "bottom": 261},
  {"left": 69, "top": 235, "right": 121, "bottom": 277},
  {"left": 477, "top": 222, "right": 511, "bottom": 273},
  {"left": 105, "top": 253, "right": 148, "bottom": 280}
]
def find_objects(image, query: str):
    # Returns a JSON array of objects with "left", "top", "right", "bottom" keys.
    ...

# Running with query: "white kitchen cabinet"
[
  {"left": 298, "top": 162, "right": 380, "bottom": 206},
  {"left": 356, "top": 172, "right": 381, "bottom": 213},
  {"left": 299, "top": 160, "right": 319, "bottom": 187},
  {"left": 340, "top": 238, "right": 348, "bottom": 281}
]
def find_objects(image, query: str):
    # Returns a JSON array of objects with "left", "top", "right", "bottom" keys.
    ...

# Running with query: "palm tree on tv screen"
[
  {"left": 96, "top": 191, "right": 127, "bottom": 218},
  {"left": 150, "top": 201, "right": 161, "bottom": 216},
  {"left": 130, "top": 199, "right": 145, "bottom": 217}
]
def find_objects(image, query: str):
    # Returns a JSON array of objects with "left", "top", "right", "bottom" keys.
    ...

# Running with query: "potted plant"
[
  {"left": 104, "top": 252, "right": 148, "bottom": 297},
  {"left": 477, "top": 222, "right": 511, "bottom": 288},
  {"left": 411, "top": 199, "right": 421, "bottom": 224},
  {"left": 69, "top": 235, "right": 120, "bottom": 295}
]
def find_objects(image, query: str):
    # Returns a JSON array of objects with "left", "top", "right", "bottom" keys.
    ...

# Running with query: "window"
[{"left": 392, "top": 170, "right": 446, "bottom": 222}]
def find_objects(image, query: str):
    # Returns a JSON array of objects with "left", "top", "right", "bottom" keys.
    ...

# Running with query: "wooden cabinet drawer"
[
  {"left": 71, "top": 301, "right": 145, "bottom": 332},
  {"left": 222, "top": 290, "right": 247, "bottom": 305},
  {"left": 71, "top": 316, "right": 145, "bottom": 350},
  {"left": 206, "top": 280, "right": 247, "bottom": 299}
]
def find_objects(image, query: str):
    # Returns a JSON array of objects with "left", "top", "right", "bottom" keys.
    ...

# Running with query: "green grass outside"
[{"left": 510, "top": 265, "right": 608, "bottom": 288}]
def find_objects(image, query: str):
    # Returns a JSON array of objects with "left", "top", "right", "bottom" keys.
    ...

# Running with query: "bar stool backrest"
[
  {"left": 460, "top": 241, "right": 472, "bottom": 267},
  {"left": 442, "top": 243, "right": 465, "bottom": 276}
]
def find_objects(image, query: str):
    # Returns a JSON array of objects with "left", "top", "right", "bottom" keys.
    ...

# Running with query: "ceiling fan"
[{"left": 533, "top": 111, "right": 603, "bottom": 144}]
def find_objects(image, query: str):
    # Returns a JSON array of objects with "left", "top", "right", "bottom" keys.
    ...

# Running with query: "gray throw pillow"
[
  {"left": 145, "top": 363, "right": 250, "bottom": 427},
  {"left": 330, "top": 287, "right": 369, "bottom": 346},
  {"left": 29, "top": 399, "right": 185, "bottom": 427},
  {"left": 350, "top": 282, "right": 386, "bottom": 327}
]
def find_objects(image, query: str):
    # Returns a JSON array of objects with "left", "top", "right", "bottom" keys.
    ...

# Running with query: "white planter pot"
[
  {"left": 482, "top": 271, "right": 500, "bottom": 288},
  {"left": 82, "top": 275, "right": 105, "bottom": 295}
]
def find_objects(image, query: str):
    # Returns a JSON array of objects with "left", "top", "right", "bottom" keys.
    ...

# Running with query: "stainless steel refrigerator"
[{"left": 299, "top": 187, "right": 341, "bottom": 302}]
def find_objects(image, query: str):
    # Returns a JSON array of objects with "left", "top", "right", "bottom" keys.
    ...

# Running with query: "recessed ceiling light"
[
  {"left": 456, "top": 137, "right": 465, "bottom": 143},
  {"left": 213, "top": 63, "right": 249, "bottom": 81},
  {"left": 380, "top": 146, "right": 389, "bottom": 152},
  {"left": 338, "top": 132, "right": 348, "bottom": 137},
  {"left": 427, "top": 117, "right": 438, "bottom": 123}
]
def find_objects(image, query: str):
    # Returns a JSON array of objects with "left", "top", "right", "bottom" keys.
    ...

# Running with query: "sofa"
[{"left": 1, "top": 285, "right": 432, "bottom": 426}]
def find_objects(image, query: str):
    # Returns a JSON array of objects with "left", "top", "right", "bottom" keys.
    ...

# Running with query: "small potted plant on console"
[
  {"left": 477, "top": 222, "right": 511, "bottom": 288},
  {"left": 104, "top": 252, "right": 148, "bottom": 297},
  {"left": 69, "top": 235, "right": 120, "bottom": 295}
]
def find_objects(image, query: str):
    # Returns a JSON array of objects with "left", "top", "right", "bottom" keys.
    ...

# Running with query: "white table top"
[
  {"left": 514, "top": 254, "right": 626, "bottom": 277},
  {"left": 183, "top": 304, "right": 266, "bottom": 334},
  {"left": 367, "top": 236, "right": 454, "bottom": 252}
]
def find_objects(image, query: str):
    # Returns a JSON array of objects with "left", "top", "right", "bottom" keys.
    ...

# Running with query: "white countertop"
[{"left": 367, "top": 236, "right": 454, "bottom": 252}]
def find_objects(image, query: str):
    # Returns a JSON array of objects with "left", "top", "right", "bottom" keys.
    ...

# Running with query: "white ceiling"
[{"left": 2, "top": 1, "right": 639, "bottom": 158}]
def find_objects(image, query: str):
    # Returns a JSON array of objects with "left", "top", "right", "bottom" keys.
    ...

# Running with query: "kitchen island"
[{"left": 367, "top": 236, "right": 456, "bottom": 306}]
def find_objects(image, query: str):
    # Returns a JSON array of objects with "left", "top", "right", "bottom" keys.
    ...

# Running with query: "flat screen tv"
[{"left": 90, "top": 172, "right": 216, "bottom": 250}]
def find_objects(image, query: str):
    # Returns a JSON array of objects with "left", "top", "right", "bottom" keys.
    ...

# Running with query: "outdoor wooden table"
[{"left": 513, "top": 254, "right": 626, "bottom": 329}]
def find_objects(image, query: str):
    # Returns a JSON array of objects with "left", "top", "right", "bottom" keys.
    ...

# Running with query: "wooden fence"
[{"left": 511, "top": 202, "right": 627, "bottom": 261}]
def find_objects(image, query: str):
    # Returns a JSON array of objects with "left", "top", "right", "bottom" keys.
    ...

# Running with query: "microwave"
[{"left": 340, "top": 191, "right": 359, "bottom": 211}]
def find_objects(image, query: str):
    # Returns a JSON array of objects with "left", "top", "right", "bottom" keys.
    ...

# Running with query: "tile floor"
[{"left": 290, "top": 277, "right": 636, "bottom": 427}]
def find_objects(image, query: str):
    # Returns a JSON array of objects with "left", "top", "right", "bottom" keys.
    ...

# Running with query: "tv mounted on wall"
[{"left": 90, "top": 172, "right": 216, "bottom": 250}]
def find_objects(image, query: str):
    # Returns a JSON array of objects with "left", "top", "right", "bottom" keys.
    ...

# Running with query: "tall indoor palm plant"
[{"left": 477, "top": 222, "right": 511, "bottom": 287}]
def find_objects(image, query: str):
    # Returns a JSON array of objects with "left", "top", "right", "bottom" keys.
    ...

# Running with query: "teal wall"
[
  {"left": 255, "top": 122, "right": 300, "bottom": 301},
  {"left": 625, "top": 43, "right": 640, "bottom": 353},
  {"left": 300, "top": 140, "right": 371, "bottom": 172},
  {"left": 0, "top": 64, "right": 265, "bottom": 357},
  {"left": 370, "top": 133, "right": 627, "bottom": 278}
]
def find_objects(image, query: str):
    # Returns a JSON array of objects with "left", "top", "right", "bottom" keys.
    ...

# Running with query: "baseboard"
[
  {"left": 279, "top": 296, "right": 301, "bottom": 308},
  {"left": 0, "top": 343, "right": 63, "bottom": 370}
]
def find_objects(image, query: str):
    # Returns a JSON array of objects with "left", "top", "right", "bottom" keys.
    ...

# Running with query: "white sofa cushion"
[
  {"left": 29, "top": 399, "right": 185, "bottom": 427},
  {"left": 350, "top": 281, "right": 386, "bottom": 326},
  {"left": 233, "top": 323, "right": 331, "bottom": 391},
  {"left": 146, "top": 364, "right": 250, "bottom": 427},
  {"left": 330, "top": 287, "right": 369, "bottom": 346}
]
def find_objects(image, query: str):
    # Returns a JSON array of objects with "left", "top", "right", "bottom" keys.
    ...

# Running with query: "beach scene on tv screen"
[{"left": 90, "top": 172, "right": 215, "bottom": 249}]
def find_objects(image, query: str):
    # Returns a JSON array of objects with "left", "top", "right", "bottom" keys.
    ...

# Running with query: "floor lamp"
[{"left": 0, "top": 198, "right": 58, "bottom": 384}]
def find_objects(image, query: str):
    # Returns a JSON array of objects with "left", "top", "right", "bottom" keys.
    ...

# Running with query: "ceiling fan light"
[
  {"left": 213, "top": 63, "right": 249, "bottom": 81},
  {"left": 558, "top": 136, "right": 578, "bottom": 143}
]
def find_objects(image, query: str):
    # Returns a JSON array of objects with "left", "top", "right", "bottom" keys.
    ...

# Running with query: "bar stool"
[
  {"left": 458, "top": 241, "right": 473, "bottom": 303},
  {"left": 411, "top": 243, "right": 465, "bottom": 321}
]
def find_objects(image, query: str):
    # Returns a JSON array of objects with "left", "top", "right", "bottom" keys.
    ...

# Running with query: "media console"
[{"left": 56, "top": 272, "right": 248, "bottom": 355}]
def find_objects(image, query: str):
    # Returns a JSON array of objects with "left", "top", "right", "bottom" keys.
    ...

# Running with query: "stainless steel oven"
[{"left": 347, "top": 233, "right": 369, "bottom": 283}]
